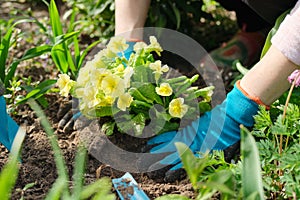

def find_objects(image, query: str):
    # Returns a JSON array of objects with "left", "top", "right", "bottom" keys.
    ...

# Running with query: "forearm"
[
  {"left": 115, "top": 0, "right": 151, "bottom": 40},
  {"left": 240, "top": 45, "right": 299, "bottom": 106}
]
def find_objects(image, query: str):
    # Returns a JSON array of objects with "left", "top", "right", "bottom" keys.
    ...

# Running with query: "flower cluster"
[{"left": 57, "top": 36, "right": 214, "bottom": 135}]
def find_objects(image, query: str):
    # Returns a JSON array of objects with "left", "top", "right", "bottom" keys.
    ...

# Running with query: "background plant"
[{"left": 156, "top": 125, "right": 265, "bottom": 200}]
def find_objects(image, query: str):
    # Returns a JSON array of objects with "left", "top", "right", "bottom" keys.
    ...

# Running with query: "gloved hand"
[
  {"left": 57, "top": 41, "right": 137, "bottom": 133},
  {"left": 0, "top": 96, "right": 25, "bottom": 153},
  {"left": 147, "top": 81, "right": 261, "bottom": 177}
]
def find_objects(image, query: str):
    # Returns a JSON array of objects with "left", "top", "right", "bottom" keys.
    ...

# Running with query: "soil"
[{"left": 0, "top": 1, "right": 239, "bottom": 199}]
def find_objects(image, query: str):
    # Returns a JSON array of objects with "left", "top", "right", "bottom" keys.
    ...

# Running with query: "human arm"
[{"left": 115, "top": 0, "right": 151, "bottom": 40}]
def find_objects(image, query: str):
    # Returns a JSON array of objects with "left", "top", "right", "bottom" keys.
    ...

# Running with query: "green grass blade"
[
  {"left": 0, "top": 154, "right": 19, "bottom": 200},
  {"left": 5, "top": 45, "right": 52, "bottom": 87},
  {"left": 240, "top": 125, "right": 265, "bottom": 200},
  {"left": 16, "top": 45, "right": 52, "bottom": 62},
  {"left": 73, "top": 36, "right": 80, "bottom": 70},
  {"left": 77, "top": 40, "right": 102, "bottom": 70},
  {"left": 71, "top": 145, "right": 87, "bottom": 200},
  {"left": 51, "top": 45, "right": 69, "bottom": 73},
  {"left": 49, "top": 0, "right": 63, "bottom": 38},
  {"left": 17, "top": 79, "right": 56, "bottom": 105},
  {"left": 80, "top": 177, "right": 115, "bottom": 200},
  {"left": 45, "top": 178, "right": 67, "bottom": 200},
  {"left": 53, "top": 31, "right": 79, "bottom": 46},
  {"left": 0, "top": 26, "right": 13, "bottom": 82}
]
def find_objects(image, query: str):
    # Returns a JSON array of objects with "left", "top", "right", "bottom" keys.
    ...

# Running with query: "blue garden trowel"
[{"left": 112, "top": 172, "right": 150, "bottom": 200}]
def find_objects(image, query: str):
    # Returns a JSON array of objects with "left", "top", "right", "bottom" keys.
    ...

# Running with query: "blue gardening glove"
[
  {"left": 117, "top": 41, "right": 136, "bottom": 60},
  {"left": 0, "top": 96, "right": 25, "bottom": 153},
  {"left": 147, "top": 81, "right": 260, "bottom": 171}
]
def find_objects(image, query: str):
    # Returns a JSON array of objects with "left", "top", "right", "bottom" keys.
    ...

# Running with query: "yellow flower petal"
[
  {"left": 133, "top": 41, "right": 147, "bottom": 52},
  {"left": 101, "top": 74, "right": 125, "bottom": 97},
  {"left": 107, "top": 36, "right": 129, "bottom": 53},
  {"left": 147, "top": 36, "right": 163, "bottom": 55},
  {"left": 117, "top": 93, "right": 133, "bottom": 111},
  {"left": 169, "top": 98, "right": 188, "bottom": 118},
  {"left": 57, "top": 74, "right": 74, "bottom": 97},
  {"left": 156, "top": 83, "right": 173, "bottom": 96}
]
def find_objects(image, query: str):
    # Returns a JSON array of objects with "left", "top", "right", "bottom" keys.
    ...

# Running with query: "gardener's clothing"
[{"left": 271, "top": 1, "right": 300, "bottom": 65}]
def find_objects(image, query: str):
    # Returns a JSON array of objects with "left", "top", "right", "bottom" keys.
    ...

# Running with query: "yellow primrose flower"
[
  {"left": 57, "top": 74, "right": 75, "bottom": 97},
  {"left": 77, "top": 61, "right": 95, "bottom": 86},
  {"left": 107, "top": 36, "right": 129, "bottom": 53},
  {"left": 123, "top": 66, "right": 134, "bottom": 88},
  {"left": 90, "top": 68, "right": 111, "bottom": 88},
  {"left": 91, "top": 55, "right": 106, "bottom": 68},
  {"left": 133, "top": 41, "right": 147, "bottom": 52},
  {"left": 156, "top": 83, "right": 173, "bottom": 96},
  {"left": 85, "top": 87, "right": 100, "bottom": 108},
  {"left": 117, "top": 93, "right": 133, "bottom": 111},
  {"left": 75, "top": 86, "right": 100, "bottom": 110},
  {"left": 147, "top": 36, "right": 163, "bottom": 56},
  {"left": 101, "top": 74, "right": 125, "bottom": 97},
  {"left": 169, "top": 98, "right": 188, "bottom": 118},
  {"left": 94, "top": 48, "right": 116, "bottom": 60},
  {"left": 149, "top": 60, "right": 169, "bottom": 82}
]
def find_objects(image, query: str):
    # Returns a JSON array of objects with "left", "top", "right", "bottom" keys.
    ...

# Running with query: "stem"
[{"left": 281, "top": 72, "right": 300, "bottom": 152}]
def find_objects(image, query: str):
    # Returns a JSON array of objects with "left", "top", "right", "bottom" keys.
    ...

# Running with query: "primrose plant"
[{"left": 57, "top": 35, "right": 214, "bottom": 136}]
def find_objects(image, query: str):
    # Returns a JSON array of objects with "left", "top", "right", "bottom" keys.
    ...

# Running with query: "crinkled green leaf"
[
  {"left": 101, "top": 121, "right": 116, "bottom": 136},
  {"left": 130, "top": 83, "right": 163, "bottom": 104}
]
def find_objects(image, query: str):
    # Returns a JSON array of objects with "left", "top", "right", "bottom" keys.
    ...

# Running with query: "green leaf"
[
  {"left": 235, "top": 60, "right": 249, "bottom": 75},
  {"left": 17, "top": 79, "right": 57, "bottom": 105},
  {"left": 0, "top": 26, "right": 13, "bottom": 82},
  {"left": 77, "top": 40, "right": 102, "bottom": 70},
  {"left": 169, "top": 2, "right": 181, "bottom": 29},
  {"left": 53, "top": 31, "right": 80, "bottom": 46},
  {"left": 51, "top": 45, "right": 69, "bottom": 73},
  {"left": 45, "top": 178, "right": 67, "bottom": 200},
  {"left": 49, "top": 0, "right": 63, "bottom": 37},
  {"left": 92, "top": 106, "right": 114, "bottom": 117},
  {"left": 101, "top": 121, "right": 116, "bottom": 136},
  {"left": 0, "top": 154, "right": 19, "bottom": 200},
  {"left": 71, "top": 145, "right": 87, "bottom": 200},
  {"left": 4, "top": 45, "right": 52, "bottom": 88},
  {"left": 240, "top": 125, "right": 264, "bottom": 200},
  {"left": 202, "top": 170, "right": 235, "bottom": 196},
  {"left": 17, "top": 45, "right": 52, "bottom": 62},
  {"left": 80, "top": 177, "right": 115, "bottom": 200},
  {"left": 175, "top": 142, "right": 209, "bottom": 189},
  {"left": 130, "top": 83, "right": 163, "bottom": 104}
]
